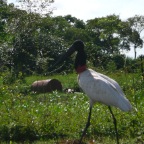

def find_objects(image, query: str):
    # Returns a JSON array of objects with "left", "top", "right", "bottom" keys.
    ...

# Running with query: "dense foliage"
[{"left": 0, "top": 1, "right": 144, "bottom": 75}]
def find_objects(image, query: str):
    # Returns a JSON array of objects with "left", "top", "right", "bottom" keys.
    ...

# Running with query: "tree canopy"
[{"left": 0, "top": 1, "right": 144, "bottom": 75}]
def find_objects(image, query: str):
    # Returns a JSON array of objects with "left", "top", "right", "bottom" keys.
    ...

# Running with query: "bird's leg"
[
  {"left": 108, "top": 106, "right": 119, "bottom": 144},
  {"left": 79, "top": 106, "right": 92, "bottom": 144}
]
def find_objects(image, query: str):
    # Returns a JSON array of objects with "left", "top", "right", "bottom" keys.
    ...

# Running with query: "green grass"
[{"left": 0, "top": 70, "right": 144, "bottom": 143}]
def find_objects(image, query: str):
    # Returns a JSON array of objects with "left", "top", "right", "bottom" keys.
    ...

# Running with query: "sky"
[{"left": 7, "top": 0, "right": 144, "bottom": 58}]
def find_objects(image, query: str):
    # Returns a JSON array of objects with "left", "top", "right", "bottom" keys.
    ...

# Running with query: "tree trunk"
[{"left": 134, "top": 45, "right": 137, "bottom": 59}]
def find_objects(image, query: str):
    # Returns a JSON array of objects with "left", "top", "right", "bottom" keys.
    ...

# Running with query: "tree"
[
  {"left": 128, "top": 15, "right": 144, "bottom": 59},
  {"left": 5, "top": 0, "right": 55, "bottom": 74},
  {"left": 85, "top": 15, "right": 143, "bottom": 68},
  {"left": 0, "top": 1, "right": 14, "bottom": 69},
  {"left": 50, "top": 16, "right": 89, "bottom": 44},
  {"left": 15, "top": 0, "right": 54, "bottom": 16},
  {"left": 86, "top": 15, "right": 135, "bottom": 55},
  {"left": 0, "top": 0, "right": 9, "bottom": 42},
  {"left": 64, "top": 15, "right": 85, "bottom": 29}
]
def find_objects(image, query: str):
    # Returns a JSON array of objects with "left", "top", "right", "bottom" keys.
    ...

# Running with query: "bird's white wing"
[
  {"left": 78, "top": 69, "right": 132, "bottom": 111},
  {"left": 93, "top": 70, "right": 125, "bottom": 97}
]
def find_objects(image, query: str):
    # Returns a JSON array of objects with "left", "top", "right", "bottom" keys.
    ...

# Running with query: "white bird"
[{"left": 52, "top": 40, "right": 132, "bottom": 144}]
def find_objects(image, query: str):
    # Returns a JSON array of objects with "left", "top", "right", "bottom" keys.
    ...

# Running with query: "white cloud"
[{"left": 52, "top": 0, "right": 144, "bottom": 21}]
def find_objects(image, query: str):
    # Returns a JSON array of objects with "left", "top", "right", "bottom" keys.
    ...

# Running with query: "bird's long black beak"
[{"left": 49, "top": 45, "right": 75, "bottom": 70}]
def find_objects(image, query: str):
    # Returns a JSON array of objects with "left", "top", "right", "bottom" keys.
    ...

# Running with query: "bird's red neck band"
[{"left": 76, "top": 65, "right": 87, "bottom": 74}]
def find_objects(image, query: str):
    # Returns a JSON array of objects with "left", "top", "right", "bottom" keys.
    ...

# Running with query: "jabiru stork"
[{"left": 51, "top": 40, "right": 132, "bottom": 144}]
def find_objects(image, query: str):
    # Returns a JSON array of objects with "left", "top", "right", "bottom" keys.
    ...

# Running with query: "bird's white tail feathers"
[
  {"left": 94, "top": 70, "right": 132, "bottom": 112},
  {"left": 117, "top": 96, "right": 132, "bottom": 111}
]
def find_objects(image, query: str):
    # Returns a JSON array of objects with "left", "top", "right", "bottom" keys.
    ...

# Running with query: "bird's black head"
[
  {"left": 74, "top": 40, "right": 87, "bottom": 70},
  {"left": 72, "top": 40, "right": 85, "bottom": 52},
  {"left": 49, "top": 40, "right": 85, "bottom": 71}
]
